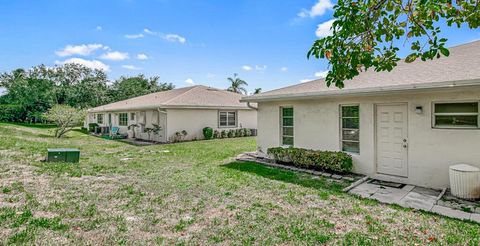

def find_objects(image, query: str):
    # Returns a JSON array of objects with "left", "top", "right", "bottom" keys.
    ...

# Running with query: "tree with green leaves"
[
  {"left": 30, "top": 64, "right": 110, "bottom": 108},
  {"left": 308, "top": 0, "right": 480, "bottom": 88},
  {"left": 43, "top": 104, "right": 86, "bottom": 138},
  {"left": 108, "top": 75, "right": 174, "bottom": 102},
  {"left": 253, "top": 88, "right": 262, "bottom": 94},
  {"left": 0, "top": 69, "right": 56, "bottom": 122},
  {"left": 227, "top": 73, "right": 248, "bottom": 94}
]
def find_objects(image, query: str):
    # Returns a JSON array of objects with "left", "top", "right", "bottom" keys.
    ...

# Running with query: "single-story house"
[
  {"left": 241, "top": 41, "right": 480, "bottom": 189},
  {"left": 86, "top": 85, "right": 257, "bottom": 142}
]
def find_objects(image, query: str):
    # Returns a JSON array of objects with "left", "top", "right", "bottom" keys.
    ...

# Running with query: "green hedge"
[{"left": 267, "top": 147, "right": 353, "bottom": 173}]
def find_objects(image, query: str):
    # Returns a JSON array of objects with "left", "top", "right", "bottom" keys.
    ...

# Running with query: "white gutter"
[
  {"left": 241, "top": 79, "right": 480, "bottom": 102},
  {"left": 246, "top": 102, "right": 258, "bottom": 110},
  {"left": 88, "top": 104, "right": 252, "bottom": 113}
]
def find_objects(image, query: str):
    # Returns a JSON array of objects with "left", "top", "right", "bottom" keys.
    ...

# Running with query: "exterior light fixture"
[{"left": 415, "top": 106, "right": 423, "bottom": 114}]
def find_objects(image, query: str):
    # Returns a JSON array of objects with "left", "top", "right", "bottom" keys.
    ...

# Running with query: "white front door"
[{"left": 376, "top": 104, "right": 408, "bottom": 177}]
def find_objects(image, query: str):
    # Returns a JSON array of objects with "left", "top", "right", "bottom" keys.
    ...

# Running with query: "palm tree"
[
  {"left": 253, "top": 88, "right": 262, "bottom": 94},
  {"left": 227, "top": 73, "right": 248, "bottom": 94}
]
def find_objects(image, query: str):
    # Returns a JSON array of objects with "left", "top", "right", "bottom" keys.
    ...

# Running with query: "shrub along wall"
[
  {"left": 267, "top": 147, "right": 353, "bottom": 173},
  {"left": 212, "top": 128, "right": 256, "bottom": 139}
]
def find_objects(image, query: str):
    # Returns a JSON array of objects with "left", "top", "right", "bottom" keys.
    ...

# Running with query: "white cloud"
[
  {"left": 136, "top": 53, "right": 148, "bottom": 60},
  {"left": 100, "top": 51, "right": 129, "bottom": 61},
  {"left": 144, "top": 28, "right": 155, "bottom": 35},
  {"left": 143, "top": 28, "right": 186, "bottom": 43},
  {"left": 280, "top": 67, "right": 288, "bottom": 72},
  {"left": 164, "top": 34, "right": 186, "bottom": 43},
  {"left": 55, "top": 44, "right": 104, "bottom": 57},
  {"left": 184, "top": 78, "right": 195, "bottom": 85},
  {"left": 122, "top": 65, "right": 142, "bottom": 70},
  {"left": 242, "top": 65, "right": 253, "bottom": 71},
  {"left": 298, "top": 0, "right": 333, "bottom": 18},
  {"left": 315, "top": 70, "right": 329, "bottom": 78},
  {"left": 255, "top": 65, "right": 267, "bottom": 71},
  {"left": 316, "top": 19, "right": 335, "bottom": 38},
  {"left": 56, "top": 58, "right": 109, "bottom": 71},
  {"left": 125, "top": 33, "right": 144, "bottom": 39},
  {"left": 299, "top": 79, "right": 313, "bottom": 83},
  {"left": 96, "top": 26, "right": 102, "bottom": 31}
]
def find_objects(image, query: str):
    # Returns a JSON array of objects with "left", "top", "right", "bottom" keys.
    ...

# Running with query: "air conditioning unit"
[{"left": 449, "top": 164, "right": 480, "bottom": 200}]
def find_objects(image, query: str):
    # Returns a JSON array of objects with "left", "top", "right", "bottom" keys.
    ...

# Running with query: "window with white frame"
[
  {"left": 340, "top": 105, "right": 360, "bottom": 153},
  {"left": 97, "top": 114, "right": 103, "bottom": 124},
  {"left": 281, "top": 107, "right": 294, "bottom": 146},
  {"left": 119, "top": 113, "right": 128, "bottom": 126},
  {"left": 130, "top": 112, "right": 135, "bottom": 121},
  {"left": 433, "top": 102, "right": 479, "bottom": 128},
  {"left": 219, "top": 111, "right": 236, "bottom": 127}
]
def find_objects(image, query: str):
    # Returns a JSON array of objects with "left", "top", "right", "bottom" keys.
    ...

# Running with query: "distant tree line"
[{"left": 0, "top": 64, "right": 174, "bottom": 123}]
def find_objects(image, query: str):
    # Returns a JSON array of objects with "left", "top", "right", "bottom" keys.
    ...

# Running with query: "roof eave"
[
  {"left": 88, "top": 104, "right": 252, "bottom": 112},
  {"left": 241, "top": 79, "right": 480, "bottom": 102}
]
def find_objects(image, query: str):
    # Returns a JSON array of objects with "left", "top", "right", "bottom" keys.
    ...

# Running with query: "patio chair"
[{"left": 110, "top": 127, "right": 120, "bottom": 139}]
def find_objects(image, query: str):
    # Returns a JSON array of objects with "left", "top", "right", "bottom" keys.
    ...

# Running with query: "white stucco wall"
[
  {"left": 166, "top": 108, "right": 257, "bottom": 141},
  {"left": 256, "top": 88, "right": 480, "bottom": 189},
  {"left": 86, "top": 108, "right": 257, "bottom": 142}
]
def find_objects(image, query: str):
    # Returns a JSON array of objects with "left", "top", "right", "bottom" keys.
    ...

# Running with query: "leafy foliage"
[
  {"left": 43, "top": 104, "right": 86, "bottom": 138},
  {"left": 267, "top": 147, "right": 353, "bottom": 173},
  {"left": 227, "top": 73, "right": 248, "bottom": 94},
  {"left": 308, "top": 0, "right": 480, "bottom": 88},
  {"left": 0, "top": 104, "right": 24, "bottom": 122},
  {"left": 0, "top": 64, "right": 173, "bottom": 122},
  {"left": 203, "top": 127, "right": 214, "bottom": 140},
  {"left": 108, "top": 75, "right": 174, "bottom": 102}
]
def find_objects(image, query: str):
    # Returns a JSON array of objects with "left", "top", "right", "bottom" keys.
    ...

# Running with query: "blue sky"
[{"left": 0, "top": 0, "right": 479, "bottom": 93}]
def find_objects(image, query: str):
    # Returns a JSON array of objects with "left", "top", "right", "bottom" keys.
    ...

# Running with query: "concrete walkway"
[{"left": 349, "top": 180, "right": 480, "bottom": 223}]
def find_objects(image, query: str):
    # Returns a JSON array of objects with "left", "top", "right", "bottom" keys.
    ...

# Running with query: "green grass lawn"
[{"left": 0, "top": 123, "right": 479, "bottom": 245}]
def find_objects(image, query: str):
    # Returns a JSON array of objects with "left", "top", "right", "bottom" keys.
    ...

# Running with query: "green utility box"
[{"left": 47, "top": 148, "right": 80, "bottom": 163}]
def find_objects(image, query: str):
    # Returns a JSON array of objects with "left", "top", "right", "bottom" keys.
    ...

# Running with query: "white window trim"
[
  {"left": 119, "top": 113, "right": 128, "bottom": 126},
  {"left": 97, "top": 114, "right": 104, "bottom": 124},
  {"left": 432, "top": 101, "right": 480, "bottom": 129},
  {"left": 340, "top": 104, "right": 360, "bottom": 154},
  {"left": 280, "top": 106, "right": 294, "bottom": 147},
  {"left": 218, "top": 110, "right": 237, "bottom": 128}
]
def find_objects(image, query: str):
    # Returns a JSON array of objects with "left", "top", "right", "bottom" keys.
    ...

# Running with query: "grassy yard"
[{"left": 0, "top": 123, "right": 479, "bottom": 245}]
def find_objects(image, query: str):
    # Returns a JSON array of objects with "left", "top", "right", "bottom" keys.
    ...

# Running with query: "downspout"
[{"left": 246, "top": 102, "right": 258, "bottom": 110}]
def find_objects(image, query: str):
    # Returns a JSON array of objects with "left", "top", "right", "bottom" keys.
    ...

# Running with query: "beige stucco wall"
[
  {"left": 86, "top": 108, "right": 257, "bottom": 142},
  {"left": 166, "top": 108, "right": 257, "bottom": 141},
  {"left": 256, "top": 88, "right": 480, "bottom": 189},
  {"left": 86, "top": 110, "right": 167, "bottom": 142}
]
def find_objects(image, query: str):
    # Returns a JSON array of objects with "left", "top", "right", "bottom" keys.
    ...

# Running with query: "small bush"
[
  {"left": 267, "top": 147, "right": 353, "bottom": 173},
  {"left": 88, "top": 123, "right": 98, "bottom": 132},
  {"left": 203, "top": 127, "right": 213, "bottom": 140},
  {"left": 221, "top": 130, "right": 227, "bottom": 138},
  {"left": 227, "top": 129, "right": 235, "bottom": 138},
  {"left": 213, "top": 130, "right": 220, "bottom": 139}
]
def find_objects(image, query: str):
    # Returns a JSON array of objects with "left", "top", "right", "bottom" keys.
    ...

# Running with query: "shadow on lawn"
[
  {"left": 1, "top": 122, "right": 57, "bottom": 129},
  {"left": 223, "top": 161, "right": 346, "bottom": 193}
]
